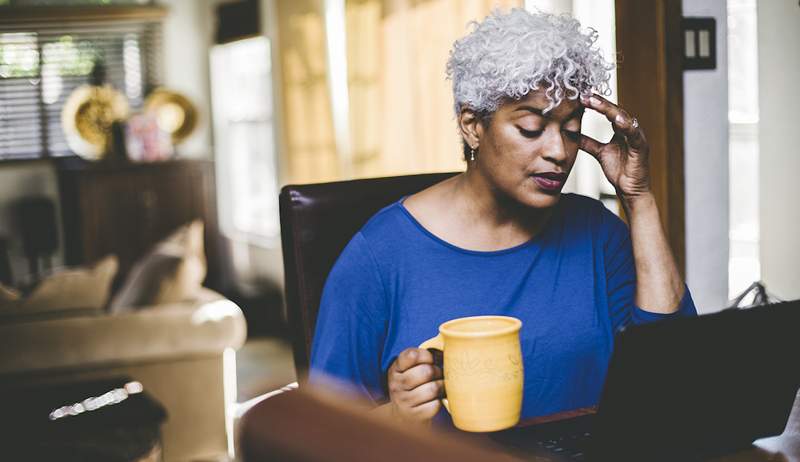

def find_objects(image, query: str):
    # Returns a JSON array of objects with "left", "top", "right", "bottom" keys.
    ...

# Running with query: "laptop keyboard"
[
  {"left": 488, "top": 414, "right": 596, "bottom": 461},
  {"left": 534, "top": 430, "right": 592, "bottom": 460}
]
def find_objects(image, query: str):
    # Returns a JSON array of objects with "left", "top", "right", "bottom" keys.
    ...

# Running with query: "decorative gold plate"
[
  {"left": 61, "top": 85, "right": 129, "bottom": 160},
  {"left": 144, "top": 88, "right": 198, "bottom": 145}
]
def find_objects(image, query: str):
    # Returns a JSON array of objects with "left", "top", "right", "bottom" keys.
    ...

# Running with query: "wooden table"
[{"left": 240, "top": 387, "right": 800, "bottom": 461}]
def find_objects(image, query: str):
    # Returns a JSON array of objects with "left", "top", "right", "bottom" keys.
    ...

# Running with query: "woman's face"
[{"left": 468, "top": 90, "right": 584, "bottom": 209}]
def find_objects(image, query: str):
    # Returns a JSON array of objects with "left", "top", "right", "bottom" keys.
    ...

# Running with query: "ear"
[{"left": 458, "top": 108, "right": 483, "bottom": 149}]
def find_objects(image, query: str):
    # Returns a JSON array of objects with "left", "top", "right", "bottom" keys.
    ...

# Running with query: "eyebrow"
[{"left": 514, "top": 105, "right": 585, "bottom": 120}]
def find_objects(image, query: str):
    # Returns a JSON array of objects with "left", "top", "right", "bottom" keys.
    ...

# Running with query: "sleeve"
[
  {"left": 601, "top": 205, "right": 697, "bottom": 333},
  {"left": 308, "top": 232, "right": 390, "bottom": 404}
]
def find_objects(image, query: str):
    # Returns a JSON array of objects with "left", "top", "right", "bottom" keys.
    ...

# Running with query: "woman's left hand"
[{"left": 579, "top": 94, "right": 652, "bottom": 203}]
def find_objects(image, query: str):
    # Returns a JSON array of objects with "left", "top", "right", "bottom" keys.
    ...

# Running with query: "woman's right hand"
[{"left": 387, "top": 347, "right": 444, "bottom": 423}]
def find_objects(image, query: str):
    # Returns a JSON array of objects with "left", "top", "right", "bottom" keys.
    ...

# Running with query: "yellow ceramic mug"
[{"left": 419, "top": 315, "right": 523, "bottom": 432}]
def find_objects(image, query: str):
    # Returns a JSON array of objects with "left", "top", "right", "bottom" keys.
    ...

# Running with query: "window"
[
  {"left": 0, "top": 8, "right": 163, "bottom": 160},
  {"left": 727, "top": 0, "right": 760, "bottom": 298},
  {"left": 210, "top": 36, "right": 280, "bottom": 245}
]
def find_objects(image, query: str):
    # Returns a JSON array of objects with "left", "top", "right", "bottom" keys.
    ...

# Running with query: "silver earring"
[{"left": 470, "top": 147, "right": 476, "bottom": 162}]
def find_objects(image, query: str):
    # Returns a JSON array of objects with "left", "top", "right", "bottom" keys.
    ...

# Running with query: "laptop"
[{"left": 489, "top": 300, "right": 800, "bottom": 461}]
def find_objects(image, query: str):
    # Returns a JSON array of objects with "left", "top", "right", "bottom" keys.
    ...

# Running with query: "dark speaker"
[
  {"left": 0, "top": 237, "right": 11, "bottom": 285},
  {"left": 13, "top": 197, "right": 58, "bottom": 279},
  {"left": 215, "top": 0, "right": 260, "bottom": 44}
]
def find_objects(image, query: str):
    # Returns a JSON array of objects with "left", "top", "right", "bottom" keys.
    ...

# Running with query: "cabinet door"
[
  {"left": 77, "top": 169, "right": 161, "bottom": 279},
  {"left": 66, "top": 162, "right": 216, "bottom": 286},
  {"left": 141, "top": 165, "right": 205, "bottom": 248}
]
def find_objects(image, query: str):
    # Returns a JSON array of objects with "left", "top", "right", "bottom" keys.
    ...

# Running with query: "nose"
[{"left": 540, "top": 127, "right": 568, "bottom": 165}]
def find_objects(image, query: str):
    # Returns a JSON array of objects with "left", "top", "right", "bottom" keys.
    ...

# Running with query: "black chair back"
[{"left": 279, "top": 172, "right": 458, "bottom": 378}]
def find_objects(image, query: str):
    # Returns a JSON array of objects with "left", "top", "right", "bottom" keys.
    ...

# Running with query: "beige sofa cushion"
[
  {"left": 0, "top": 256, "right": 118, "bottom": 320},
  {"left": 0, "top": 288, "right": 246, "bottom": 375},
  {"left": 110, "top": 220, "right": 206, "bottom": 313}
]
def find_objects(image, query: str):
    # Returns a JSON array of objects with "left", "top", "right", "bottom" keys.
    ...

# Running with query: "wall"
[
  {"left": 160, "top": 0, "right": 214, "bottom": 159},
  {"left": 682, "top": 0, "right": 729, "bottom": 313},
  {"left": 758, "top": 0, "right": 800, "bottom": 300}
]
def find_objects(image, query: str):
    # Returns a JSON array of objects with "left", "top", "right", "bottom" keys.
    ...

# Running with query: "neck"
[{"left": 453, "top": 166, "right": 553, "bottom": 239}]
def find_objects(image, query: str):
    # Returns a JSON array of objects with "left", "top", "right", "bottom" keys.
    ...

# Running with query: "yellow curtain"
[
  {"left": 275, "top": 0, "right": 340, "bottom": 184},
  {"left": 346, "top": 0, "right": 522, "bottom": 178},
  {"left": 275, "top": 0, "right": 521, "bottom": 184}
]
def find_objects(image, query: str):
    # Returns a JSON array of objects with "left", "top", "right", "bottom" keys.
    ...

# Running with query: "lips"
[
  {"left": 535, "top": 172, "right": 567, "bottom": 181},
  {"left": 531, "top": 172, "right": 567, "bottom": 192}
]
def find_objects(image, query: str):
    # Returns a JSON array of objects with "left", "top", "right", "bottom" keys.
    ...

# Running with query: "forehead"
[{"left": 502, "top": 90, "right": 583, "bottom": 120}]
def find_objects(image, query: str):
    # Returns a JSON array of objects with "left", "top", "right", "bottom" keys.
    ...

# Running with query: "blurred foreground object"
[
  {"left": 239, "top": 385, "right": 537, "bottom": 462},
  {"left": 3, "top": 377, "right": 165, "bottom": 462},
  {"left": 144, "top": 88, "right": 198, "bottom": 146}
]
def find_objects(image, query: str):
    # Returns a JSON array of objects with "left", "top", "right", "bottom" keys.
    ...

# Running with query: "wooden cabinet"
[{"left": 57, "top": 158, "right": 223, "bottom": 290}]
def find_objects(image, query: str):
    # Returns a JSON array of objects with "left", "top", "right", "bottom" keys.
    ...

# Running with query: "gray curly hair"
[{"left": 446, "top": 8, "right": 614, "bottom": 119}]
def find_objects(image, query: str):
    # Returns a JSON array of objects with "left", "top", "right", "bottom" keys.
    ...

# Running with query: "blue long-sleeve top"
[{"left": 310, "top": 193, "right": 697, "bottom": 420}]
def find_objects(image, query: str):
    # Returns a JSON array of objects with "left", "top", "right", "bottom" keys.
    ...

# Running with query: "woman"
[{"left": 309, "top": 8, "right": 696, "bottom": 425}]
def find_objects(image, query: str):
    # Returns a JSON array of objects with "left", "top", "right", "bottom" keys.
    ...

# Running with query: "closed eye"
[
  {"left": 562, "top": 129, "right": 581, "bottom": 142},
  {"left": 518, "top": 127, "right": 543, "bottom": 138}
]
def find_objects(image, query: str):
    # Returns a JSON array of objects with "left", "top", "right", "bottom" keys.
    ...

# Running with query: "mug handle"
[{"left": 418, "top": 334, "right": 450, "bottom": 413}]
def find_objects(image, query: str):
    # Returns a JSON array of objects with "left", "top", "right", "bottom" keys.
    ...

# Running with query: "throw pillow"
[
  {"left": 23, "top": 255, "right": 119, "bottom": 311},
  {"left": 109, "top": 220, "right": 206, "bottom": 312},
  {"left": 0, "top": 255, "right": 118, "bottom": 318}
]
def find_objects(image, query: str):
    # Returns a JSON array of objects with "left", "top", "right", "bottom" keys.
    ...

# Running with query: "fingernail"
[
  {"left": 615, "top": 114, "right": 625, "bottom": 124},
  {"left": 590, "top": 96, "right": 602, "bottom": 106}
]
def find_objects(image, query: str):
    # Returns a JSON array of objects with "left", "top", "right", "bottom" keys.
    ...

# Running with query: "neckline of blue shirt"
[{"left": 395, "top": 195, "right": 564, "bottom": 257}]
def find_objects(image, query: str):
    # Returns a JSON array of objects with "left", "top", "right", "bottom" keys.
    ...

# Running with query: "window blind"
[{"left": 0, "top": 10, "right": 163, "bottom": 160}]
